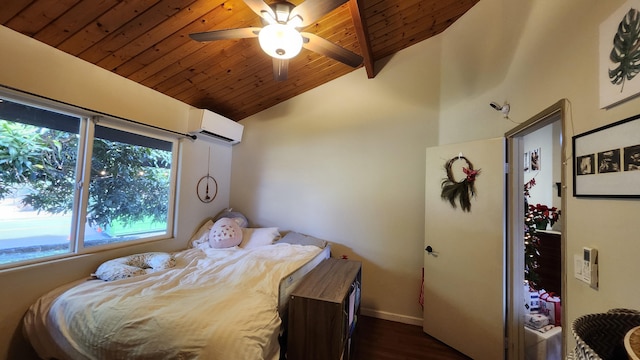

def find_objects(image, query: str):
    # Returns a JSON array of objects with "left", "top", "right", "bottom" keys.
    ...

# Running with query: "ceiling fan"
[{"left": 189, "top": 0, "right": 363, "bottom": 81}]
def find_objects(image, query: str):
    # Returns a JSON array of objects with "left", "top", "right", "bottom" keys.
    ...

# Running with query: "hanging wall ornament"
[
  {"left": 440, "top": 155, "right": 480, "bottom": 212},
  {"left": 196, "top": 147, "right": 218, "bottom": 203}
]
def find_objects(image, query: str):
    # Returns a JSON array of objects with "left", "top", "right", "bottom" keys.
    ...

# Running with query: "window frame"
[{"left": 0, "top": 87, "right": 180, "bottom": 269}]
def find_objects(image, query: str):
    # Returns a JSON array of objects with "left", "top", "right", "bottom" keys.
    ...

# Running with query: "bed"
[{"left": 23, "top": 224, "right": 330, "bottom": 360}]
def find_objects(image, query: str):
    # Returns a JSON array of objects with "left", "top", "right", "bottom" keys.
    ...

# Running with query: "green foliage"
[
  {"left": 524, "top": 208, "right": 541, "bottom": 289},
  {"left": 87, "top": 139, "right": 171, "bottom": 228},
  {"left": 0, "top": 121, "right": 49, "bottom": 198},
  {"left": 22, "top": 130, "right": 78, "bottom": 214},
  {"left": 0, "top": 119, "right": 171, "bottom": 230},
  {"left": 609, "top": 8, "right": 640, "bottom": 91}
]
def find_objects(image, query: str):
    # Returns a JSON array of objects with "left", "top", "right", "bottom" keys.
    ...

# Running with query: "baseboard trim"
[{"left": 360, "top": 307, "right": 423, "bottom": 326}]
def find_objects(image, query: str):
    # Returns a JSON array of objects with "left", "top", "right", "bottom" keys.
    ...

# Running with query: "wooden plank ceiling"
[{"left": 1, "top": 0, "right": 479, "bottom": 121}]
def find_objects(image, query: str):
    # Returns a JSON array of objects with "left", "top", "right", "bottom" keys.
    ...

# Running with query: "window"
[{"left": 0, "top": 93, "right": 177, "bottom": 267}]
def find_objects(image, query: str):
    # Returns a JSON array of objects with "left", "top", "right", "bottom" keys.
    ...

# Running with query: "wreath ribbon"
[
  {"left": 463, "top": 167, "right": 479, "bottom": 182},
  {"left": 440, "top": 156, "right": 480, "bottom": 212}
]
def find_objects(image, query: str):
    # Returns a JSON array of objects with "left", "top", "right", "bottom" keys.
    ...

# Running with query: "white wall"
[
  {"left": 435, "top": 0, "right": 640, "bottom": 350},
  {"left": 175, "top": 138, "right": 235, "bottom": 243},
  {"left": 231, "top": 39, "right": 442, "bottom": 323},
  {"left": 0, "top": 25, "right": 233, "bottom": 359},
  {"left": 232, "top": 0, "right": 640, "bottom": 351},
  {"left": 0, "top": 27, "right": 187, "bottom": 134},
  {"left": 523, "top": 123, "right": 559, "bottom": 213}
]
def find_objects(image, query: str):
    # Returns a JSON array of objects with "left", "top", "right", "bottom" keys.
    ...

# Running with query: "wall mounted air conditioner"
[{"left": 187, "top": 108, "right": 244, "bottom": 145}]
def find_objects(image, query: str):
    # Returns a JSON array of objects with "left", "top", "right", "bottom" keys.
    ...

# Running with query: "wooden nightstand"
[{"left": 287, "top": 258, "right": 362, "bottom": 360}]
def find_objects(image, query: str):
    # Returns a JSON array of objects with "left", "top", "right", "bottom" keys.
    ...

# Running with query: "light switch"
[
  {"left": 574, "top": 254, "right": 584, "bottom": 280},
  {"left": 574, "top": 249, "right": 598, "bottom": 289}
]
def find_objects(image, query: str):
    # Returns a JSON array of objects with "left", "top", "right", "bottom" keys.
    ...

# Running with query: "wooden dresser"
[{"left": 288, "top": 258, "right": 362, "bottom": 360}]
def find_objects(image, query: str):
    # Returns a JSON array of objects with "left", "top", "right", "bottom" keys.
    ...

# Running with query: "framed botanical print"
[{"left": 599, "top": 0, "right": 640, "bottom": 108}]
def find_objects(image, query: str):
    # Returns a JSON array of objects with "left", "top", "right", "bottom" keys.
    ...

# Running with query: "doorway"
[{"left": 506, "top": 100, "right": 567, "bottom": 360}]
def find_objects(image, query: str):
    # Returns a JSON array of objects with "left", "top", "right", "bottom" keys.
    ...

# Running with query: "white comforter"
[{"left": 24, "top": 243, "right": 322, "bottom": 360}]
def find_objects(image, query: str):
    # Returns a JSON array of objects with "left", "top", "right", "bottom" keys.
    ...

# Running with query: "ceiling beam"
[{"left": 348, "top": 0, "right": 375, "bottom": 78}]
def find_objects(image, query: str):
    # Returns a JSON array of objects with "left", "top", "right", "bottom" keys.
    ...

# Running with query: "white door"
[{"left": 424, "top": 138, "right": 506, "bottom": 360}]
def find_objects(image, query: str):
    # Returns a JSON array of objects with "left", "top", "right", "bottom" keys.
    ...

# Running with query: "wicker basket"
[{"left": 572, "top": 309, "right": 640, "bottom": 360}]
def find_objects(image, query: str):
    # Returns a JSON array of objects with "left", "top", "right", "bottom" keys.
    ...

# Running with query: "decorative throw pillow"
[
  {"left": 213, "top": 208, "right": 249, "bottom": 228},
  {"left": 209, "top": 218, "right": 243, "bottom": 248},
  {"left": 239, "top": 227, "right": 280, "bottom": 249},
  {"left": 94, "top": 252, "right": 176, "bottom": 281},
  {"left": 95, "top": 262, "right": 146, "bottom": 282},
  {"left": 189, "top": 219, "right": 214, "bottom": 248}
]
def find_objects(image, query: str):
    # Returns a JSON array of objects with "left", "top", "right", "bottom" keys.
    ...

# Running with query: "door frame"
[{"left": 504, "top": 99, "right": 568, "bottom": 359}]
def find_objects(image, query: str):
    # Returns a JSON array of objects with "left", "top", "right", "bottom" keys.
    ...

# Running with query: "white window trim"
[{"left": 0, "top": 87, "right": 181, "bottom": 269}]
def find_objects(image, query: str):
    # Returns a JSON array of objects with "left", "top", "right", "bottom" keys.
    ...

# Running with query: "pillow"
[
  {"left": 209, "top": 218, "right": 243, "bottom": 249},
  {"left": 189, "top": 219, "right": 214, "bottom": 248},
  {"left": 278, "top": 231, "right": 328, "bottom": 248},
  {"left": 239, "top": 227, "right": 280, "bottom": 249},
  {"left": 94, "top": 252, "right": 176, "bottom": 281},
  {"left": 213, "top": 208, "right": 249, "bottom": 228}
]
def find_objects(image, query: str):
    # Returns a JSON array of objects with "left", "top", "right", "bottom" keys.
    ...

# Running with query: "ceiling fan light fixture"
[
  {"left": 287, "top": 15, "right": 303, "bottom": 28},
  {"left": 258, "top": 23, "right": 302, "bottom": 60}
]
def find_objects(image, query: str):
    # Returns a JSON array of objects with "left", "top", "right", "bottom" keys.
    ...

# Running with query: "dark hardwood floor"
[{"left": 351, "top": 316, "right": 471, "bottom": 360}]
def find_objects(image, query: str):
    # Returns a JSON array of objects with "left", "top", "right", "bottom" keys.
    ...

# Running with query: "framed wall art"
[
  {"left": 599, "top": 0, "right": 640, "bottom": 108},
  {"left": 573, "top": 113, "right": 640, "bottom": 197},
  {"left": 530, "top": 148, "right": 541, "bottom": 171}
]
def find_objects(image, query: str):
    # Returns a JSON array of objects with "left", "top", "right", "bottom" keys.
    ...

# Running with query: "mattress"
[
  {"left": 24, "top": 243, "right": 330, "bottom": 360},
  {"left": 278, "top": 244, "right": 330, "bottom": 316}
]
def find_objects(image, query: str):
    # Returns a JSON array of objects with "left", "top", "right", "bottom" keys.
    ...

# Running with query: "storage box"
[
  {"left": 524, "top": 289, "right": 540, "bottom": 313},
  {"left": 539, "top": 292, "right": 561, "bottom": 326}
]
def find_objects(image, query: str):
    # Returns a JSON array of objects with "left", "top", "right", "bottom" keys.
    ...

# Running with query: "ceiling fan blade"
[
  {"left": 290, "top": 0, "right": 349, "bottom": 28},
  {"left": 189, "top": 27, "right": 261, "bottom": 42},
  {"left": 272, "top": 58, "right": 289, "bottom": 81},
  {"left": 242, "top": 0, "right": 275, "bottom": 20},
  {"left": 301, "top": 32, "right": 363, "bottom": 68}
]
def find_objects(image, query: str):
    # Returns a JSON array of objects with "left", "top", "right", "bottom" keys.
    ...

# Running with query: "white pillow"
[
  {"left": 209, "top": 218, "right": 243, "bottom": 249},
  {"left": 94, "top": 252, "right": 176, "bottom": 281},
  {"left": 239, "top": 227, "right": 280, "bottom": 249},
  {"left": 189, "top": 219, "right": 214, "bottom": 248},
  {"left": 213, "top": 208, "right": 249, "bottom": 228}
]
